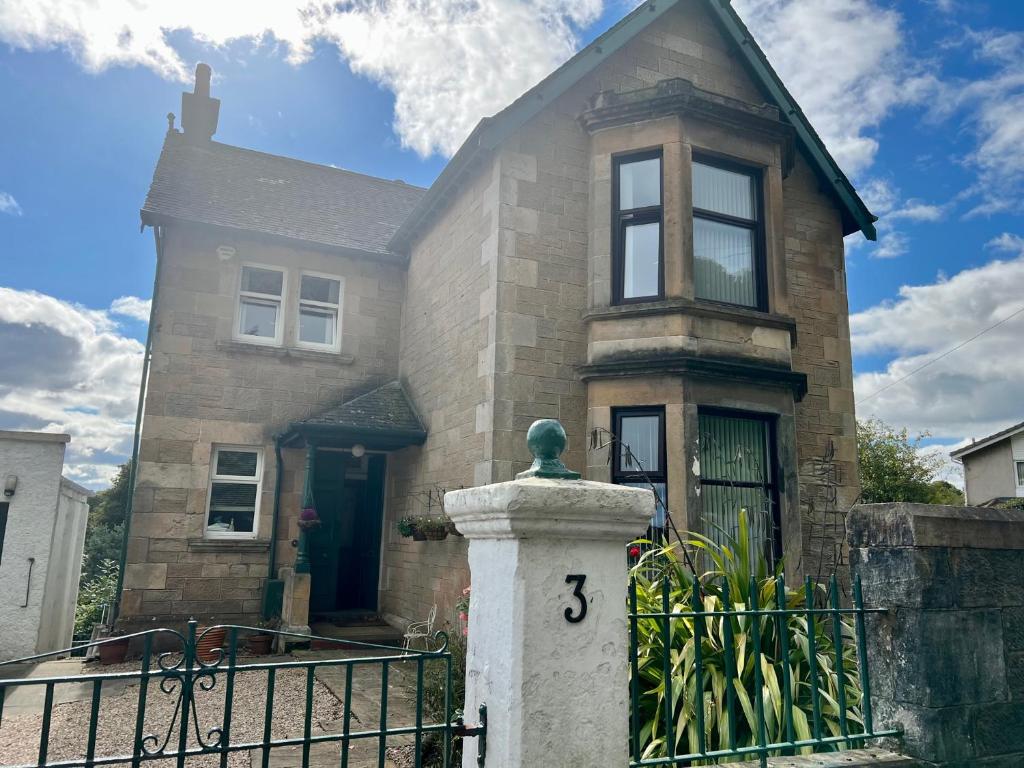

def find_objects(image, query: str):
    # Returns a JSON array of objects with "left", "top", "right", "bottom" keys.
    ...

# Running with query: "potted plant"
[
  {"left": 196, "top": 624, "right": 227, "bottom": 662},
  {"left": 97, "top": 631, "right": 129, "bottom": 665},
  {"left": 398, "top": 516, "right": 425, "bottom": 541},
  {"left": 246, "top": 618, "right": 278, "bottom": 655},
  {"left": 417, "top": 516, "right": 449, "bottom": 541}
]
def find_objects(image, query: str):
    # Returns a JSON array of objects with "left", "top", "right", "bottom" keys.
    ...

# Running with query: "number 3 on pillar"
[{"left": 564, "top": 574, "right": 587, "bottom": 623}]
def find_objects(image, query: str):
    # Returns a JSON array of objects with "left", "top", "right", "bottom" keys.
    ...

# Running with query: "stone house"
[
  {"left": 951, "top": 420, "right": 1024, "bottom": 506},
  {"left": 118, "top": 0, "right": 873, "bottom": 635}
]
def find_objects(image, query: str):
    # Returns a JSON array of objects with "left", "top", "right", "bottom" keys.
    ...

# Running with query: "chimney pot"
[
  {"left": 180, "top": 63, "right": 220, "bottom": 144},
  {"left": 194, "top": 63, "right": 212, "bottom": 98}
]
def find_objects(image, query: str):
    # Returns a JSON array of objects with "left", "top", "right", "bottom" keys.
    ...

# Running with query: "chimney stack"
[{"left": 181, "top": 63, "right": 220, "bottom": 144}]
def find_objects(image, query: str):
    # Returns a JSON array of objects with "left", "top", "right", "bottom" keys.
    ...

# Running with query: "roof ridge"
[{"left": 178, "top": 133, "right": 428, "bottom": 192}]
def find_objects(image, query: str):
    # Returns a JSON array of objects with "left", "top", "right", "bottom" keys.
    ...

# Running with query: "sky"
[{"left": 0, "top": 0, "right": 1022, "bottom": 489}]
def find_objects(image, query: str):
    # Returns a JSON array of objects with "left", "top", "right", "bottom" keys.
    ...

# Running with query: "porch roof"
[{"left": 281, "top": 380, "right": 427, "bottom": 450}]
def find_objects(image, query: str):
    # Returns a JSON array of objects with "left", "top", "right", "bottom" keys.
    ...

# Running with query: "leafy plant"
[
  {"left": 397, "top": 516, "right": 418, "bottom": 537},
  {"left": 74, "top": 558, "right": 119, "bottom": 639},
  {"left": 416, "top": 516, "right": 449, "bottom": 539},
  {"left": 630, "top": 513, "right": 863, "bottom": 762}
]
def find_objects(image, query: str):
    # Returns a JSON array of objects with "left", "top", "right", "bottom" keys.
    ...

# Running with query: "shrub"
[
  {"left": 630, "top": 514, "right": 863, "bottom": 762},
  {"left": 74, "top": 558, "right": 119, "bottom": 639}
]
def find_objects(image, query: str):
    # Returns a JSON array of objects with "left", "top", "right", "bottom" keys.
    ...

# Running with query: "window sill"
[
  {"left": 188, "top": 539, "right": 271, "bottom": 554},
  {"left": 584, "top": 298, "right": 797, "bottom": 345},
  {"left": 217, "top": 339, "right": 354, "bottom": 365}
]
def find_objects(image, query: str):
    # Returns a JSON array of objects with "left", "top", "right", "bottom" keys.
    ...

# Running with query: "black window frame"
[
  {"left": 612, "top": 149, "right": 665, "bottom": 305},
  {"left": 0, "top": 501, "right": 8, "bottom": 565},
  {"left": 697, "top": 406, "right": 782, "bottom": 565},
  {"left": 612, "top": 406, "right": 668, "bottom": 544},
  {"left": 691, "top": 153, "right": 768, "bottom": 312}
]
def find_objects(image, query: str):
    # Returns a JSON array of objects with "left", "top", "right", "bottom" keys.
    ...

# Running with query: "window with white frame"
[
  {"left": 297, "top": 273, "right": 342, "bottom": 350},
  {"left": 206, "top": 446, "right": 262, "bottom": 538},
  {"left": 236, "top": 265, "right": 284, "bottom": 344}
]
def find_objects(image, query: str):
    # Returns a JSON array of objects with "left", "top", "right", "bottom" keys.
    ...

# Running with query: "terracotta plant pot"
[
  {"left": 246, "top": 633, "right": 273, "bottom": 655},
  {"left": 98, "top": 637, "right": 129, "bottom": 665},
  {"left": 196, "top": 626, "right": 227, "bottom": 663}
]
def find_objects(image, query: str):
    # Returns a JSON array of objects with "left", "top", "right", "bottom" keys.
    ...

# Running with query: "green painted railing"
[
  {"left": 0, "top": 622, "right": 485, "bottom": 768},
  {"left": 627, "top": 570, "right": 899, "bottom": 767}
]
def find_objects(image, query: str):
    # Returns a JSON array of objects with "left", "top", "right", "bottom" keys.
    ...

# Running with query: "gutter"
[{"left": 112, "top": 224, "right": 165, "bottom": 625}]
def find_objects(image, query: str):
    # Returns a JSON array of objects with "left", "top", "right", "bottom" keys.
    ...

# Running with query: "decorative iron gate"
[{"left": 0, "top": 622, "right": 485, "bottom": 768}]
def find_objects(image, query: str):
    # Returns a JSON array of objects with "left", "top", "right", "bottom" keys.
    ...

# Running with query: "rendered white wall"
[{"left": 0, "top": 431, "right": 87, "bottom": 661}]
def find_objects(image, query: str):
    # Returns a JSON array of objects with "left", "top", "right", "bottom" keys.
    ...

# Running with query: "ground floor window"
[
  {"left": 612, "top": 407, "right": 667, "bottom": 541},
  {"left": 206, "top": 446, "right": 262, "bottom": 538},
  {"left": 697, "top": 409, "right": 780, "bottom": 565}
]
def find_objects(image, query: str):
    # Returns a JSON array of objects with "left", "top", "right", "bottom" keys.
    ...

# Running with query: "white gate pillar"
[{"left": 445, "top": 419, "right": 653, "bottom": 768}]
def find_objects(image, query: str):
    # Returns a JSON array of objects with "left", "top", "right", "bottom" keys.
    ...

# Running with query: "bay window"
[
  {"left": 692, "top": 158, "right": 765, "bottom": 309},
  {"left": 612, "top": 407, "right": 667, "bottom": 539},
  {"left": 613, "top": 150, "right": 663, "bottom": 303},
  {"left": 697, "top": 410, "right": 779, "bottom": 564}
]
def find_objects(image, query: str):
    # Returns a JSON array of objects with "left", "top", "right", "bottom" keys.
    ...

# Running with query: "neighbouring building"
[
  {"left": 0, "top": 430, "right": 91, "bottom": 661},
  {"left": 951, "top": 420, "right": 1024, "bottom": 507},
  {"left": 118, "top": 0, "right": 875, "bottom": 635}
]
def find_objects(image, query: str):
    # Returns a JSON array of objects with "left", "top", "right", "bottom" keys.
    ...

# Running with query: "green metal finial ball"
[{"left": 518, "top": 419, "right": 581, "bottom": 480}]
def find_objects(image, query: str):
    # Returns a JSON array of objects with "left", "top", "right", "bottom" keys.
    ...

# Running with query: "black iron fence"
[{"left": 0, "top": 622, "right": 485, "bottom": 768}]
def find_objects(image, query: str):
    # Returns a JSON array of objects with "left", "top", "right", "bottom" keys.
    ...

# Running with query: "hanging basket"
[{"left": 421, "top": 527, "right": 448, "bottom": 541}]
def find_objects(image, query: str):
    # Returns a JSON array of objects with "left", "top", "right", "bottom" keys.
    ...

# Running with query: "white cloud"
[
  {"left": 733, "top": 0, "right": 926, "bottom": 177},
  {"left": 888, "top": 201, "right": 945, "bottom": 222},
  {"left": 872, "top": 231, "right": 909, "bottom": 259},
  {"left": 0, "top": 191, "right": 22, "bottom": 216},
  {"left": 988, "top": 232, "right": 1024, "bottom": 253},
  {"left": 110, "top": 295, "right": 152, "bottom": 322},
  {"left": 0, "top": 0, "right": 600, "bottom": 158},
  {"left": 852, "top": 241, "right": 1024, "bottom": 441},
  {"left": 0, "top": 287, "right": 145, "bottom": 488}
]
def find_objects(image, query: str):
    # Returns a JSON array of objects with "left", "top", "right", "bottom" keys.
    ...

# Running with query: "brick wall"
[{"left": 120, "top": 226, "right": 404, "bottom": 629}]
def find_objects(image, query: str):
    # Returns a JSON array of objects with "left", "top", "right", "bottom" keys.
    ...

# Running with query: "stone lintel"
[
  {"left": 445, "top": 478, "right": 653, "bottom": 541},
  {"left": 848, "top": 502, "right": 1024, "bottom": 550}
]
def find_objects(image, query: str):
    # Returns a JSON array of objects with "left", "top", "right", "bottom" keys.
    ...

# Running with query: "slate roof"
[
  {"left": 950, "top": 420, "right": 1024, "bottom": 460},
  {"left": 389, "top": 0, "right": 878, "bottom": 251},
  {"left": 295, "top": 381, "right": 426, "bottom": 438},
  {"left": 141, "top": 133, "right": 425, "bottom": 256}
]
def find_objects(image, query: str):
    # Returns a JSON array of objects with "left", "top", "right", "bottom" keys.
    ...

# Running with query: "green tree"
[
  {"left": 856, "top": 419, "right": 944, "bottom": 504},
  {"left": 87, "top": 460, "right": 132, "bottom": 528},
  {"left": 926, "top": 480, "right": 965, "bottom": 506}
]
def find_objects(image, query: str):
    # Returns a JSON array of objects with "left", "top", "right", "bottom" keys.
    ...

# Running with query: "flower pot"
[
  {"left": 98, "top": 637, "right": 129, "bottom": 665},
  {"left": 412, "top": 529, "right": 427, "bottom": 541},
  {"left": 246, "top": 633, "right": 273, "bottom": 655},
  {"left": 196, "top": 626, "right": 227, "bottom": 663},
  {"left": 422, "top": 528, "right": 448, "bottom": 541}
]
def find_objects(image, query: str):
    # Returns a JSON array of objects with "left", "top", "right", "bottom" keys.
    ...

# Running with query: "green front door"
[{"left": 309, "top": 452, "right": 386, "bottom": 616}]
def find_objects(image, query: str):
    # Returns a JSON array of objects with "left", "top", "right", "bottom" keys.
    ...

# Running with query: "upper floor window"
[
  {"left": 206, "top": 446, "right": 262, "bottom": 539},
  {"left": 237, "top": 265, "right": 285, "bottom": 345},
  {"left": 692, "top": 158, "right": 764, "bottom": 310},
  {"left": 298, "top": 273, "right": 343, "bottom": 351},
  {"left": 613, "top": 150, "right": 663, "bottom": 303}
]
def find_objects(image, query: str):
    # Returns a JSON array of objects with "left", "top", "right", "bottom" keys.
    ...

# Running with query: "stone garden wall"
[{"left": 849, "top": 502, "right": 1024, "bottom": 767}]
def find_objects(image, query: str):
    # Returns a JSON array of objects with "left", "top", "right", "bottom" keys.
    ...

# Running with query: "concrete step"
[{"left": 309, "top": 620, "right": 405, "bottom": 650}]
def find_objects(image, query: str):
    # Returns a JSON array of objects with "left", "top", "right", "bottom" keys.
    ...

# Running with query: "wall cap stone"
[
  {"left": 848, "top": 502, "right": 1024, "bottom": 550},
  {"left": 727, "top": 750, "right": 921, "bottom": 767},
  {"left": 445, "top": 477, "right": 653, "bottom": 541}
]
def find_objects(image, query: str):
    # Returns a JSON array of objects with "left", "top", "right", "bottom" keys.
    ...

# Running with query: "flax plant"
[{"left": 629, "top": 512, "right": 864, "bottom": 763}]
